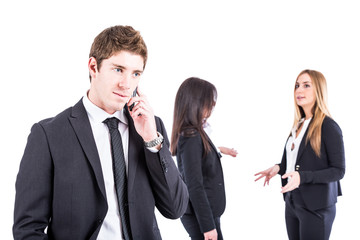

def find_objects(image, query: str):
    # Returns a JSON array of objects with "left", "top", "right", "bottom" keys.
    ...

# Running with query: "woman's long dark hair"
[{"left": 170, "top": 77, "right": 217, "bottom": 157}]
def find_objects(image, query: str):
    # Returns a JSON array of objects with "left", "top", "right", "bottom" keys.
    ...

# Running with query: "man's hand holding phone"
[{"left": 127, "top": 87, "right": 158, "bottom": 146}]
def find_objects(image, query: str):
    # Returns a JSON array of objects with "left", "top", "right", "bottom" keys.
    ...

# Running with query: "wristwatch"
[{"left": 144, "top": 132, "right": 164, "bottom": 148}]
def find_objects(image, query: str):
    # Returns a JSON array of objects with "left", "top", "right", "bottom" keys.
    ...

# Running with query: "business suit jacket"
[
  {"left": 13, "top": 99, "right": 188, "bottom": 240},
  {"left": 176, "top": 131, "right": 226, "bottom": 233},
  {"left": 279, "top": 116, "right": 345, "bottom": 211}
]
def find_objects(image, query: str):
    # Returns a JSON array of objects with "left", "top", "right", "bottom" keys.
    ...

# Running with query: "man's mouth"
[{"left": 113, "top": 92, "right": 129, "bottom": 98}]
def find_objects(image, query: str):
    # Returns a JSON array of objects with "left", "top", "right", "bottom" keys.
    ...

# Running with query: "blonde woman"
[{"left": 255, "top": 70, "right": 345, "bottom": 240}]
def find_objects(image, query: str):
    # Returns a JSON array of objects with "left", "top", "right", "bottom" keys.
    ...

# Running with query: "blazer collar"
[
  {"left": 124, "top": 106, "right": 143, "bottom": 192},
  {"left": 69, "top": 98, "right": 107, "bottom": 200},
  {"left": 296, "top": 124, "right": 311, "bottom": 164},
  {"left": 206, "top": 133, "right": 222, "bottom": 159}
]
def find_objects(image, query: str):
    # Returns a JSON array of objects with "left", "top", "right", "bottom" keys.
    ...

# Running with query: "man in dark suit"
[{"left": 13, "top": 25, "right": 188, "bottom": 240}]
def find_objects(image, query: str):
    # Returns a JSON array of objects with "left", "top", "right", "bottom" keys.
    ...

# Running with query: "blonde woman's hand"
[
  {"left": 281, "top": 171, "right": 300, "bottom": 193},
  {"left": 254, "top": 165, "right": 280, "bottom": 186}
]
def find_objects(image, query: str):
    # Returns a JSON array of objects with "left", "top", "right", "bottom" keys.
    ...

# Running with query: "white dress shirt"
[
  {"left": 285, "top": 118, "right": 312, "bottom": 175},
  {"left": 83, "top": 94, "right": 128, "bottom": 240},
  {"left": 203, "top": 121, "right": 221, "bottom": 154}
]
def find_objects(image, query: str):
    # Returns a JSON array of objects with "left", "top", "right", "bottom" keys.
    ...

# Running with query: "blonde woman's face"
[{"left": 294, "top": 73, "right": 316, "bottom": 110}]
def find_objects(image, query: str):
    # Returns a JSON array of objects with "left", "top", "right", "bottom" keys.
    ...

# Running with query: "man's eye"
[
  {"left": 134, "top": 72, "right": 141, "bottom": 77},
  {"left": 114, "top": 68, "right": 122, "bottom": 73}
]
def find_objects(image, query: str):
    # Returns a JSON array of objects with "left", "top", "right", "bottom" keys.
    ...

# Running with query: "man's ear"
[{"left": 88, "top": 57, "right": 98, "bottom": 80}]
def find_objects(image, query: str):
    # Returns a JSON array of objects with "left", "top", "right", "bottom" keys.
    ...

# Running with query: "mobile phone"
[{"left": 129, "top": 87, "right": 138, "bottom": 111}]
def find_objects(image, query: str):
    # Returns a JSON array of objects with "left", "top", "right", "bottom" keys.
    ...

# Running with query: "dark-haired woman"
[
  {"left": 255, "top": 70, "right": 345, "bottom": 240},
  {"left": 171, "top": 77, "right": 232, "bottom": 240}
]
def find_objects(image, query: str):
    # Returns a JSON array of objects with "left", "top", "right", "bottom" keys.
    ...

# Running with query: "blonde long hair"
[{"left": 293, "top": 69, "right": 331, "bottom": 157}]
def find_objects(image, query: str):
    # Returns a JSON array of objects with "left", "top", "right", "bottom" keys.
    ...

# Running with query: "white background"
[{"left": 1, "top": 0, "right": 359, "bottom": 239}]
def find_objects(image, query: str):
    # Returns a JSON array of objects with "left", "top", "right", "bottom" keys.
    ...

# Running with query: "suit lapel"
[
  {"left": 296, "top": 128, "right": 309, "bottom": 164},
  {"left": 69, "top": 99, "right": 107, "bottom": 199},
  {"left": 207, "top": 135, "right": 222, "bottom": 159},
  {"left": 124, "top": 107, "right": 142, "bottom": 193}
]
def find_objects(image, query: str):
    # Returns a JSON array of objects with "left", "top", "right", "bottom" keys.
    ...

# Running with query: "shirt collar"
[
  {"left": 82, "top": 91, "right": 128, "bottom": 125},
  {"left": 291, "top": 117, "right": 312, "bottom": 137}
]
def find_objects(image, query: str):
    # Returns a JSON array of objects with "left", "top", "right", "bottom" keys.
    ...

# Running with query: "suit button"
[{"left": 161, "top": 157, "right": 168, "bottom": 173}]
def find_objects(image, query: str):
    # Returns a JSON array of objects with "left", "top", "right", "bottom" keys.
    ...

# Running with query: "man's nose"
[{"left": 119, "top": 73, "right": 131, "bottom": 89}]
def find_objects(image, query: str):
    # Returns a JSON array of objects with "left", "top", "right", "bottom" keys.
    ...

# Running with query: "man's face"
[{"left": 88, "top": 51, "right": 144, "bottom": 114}]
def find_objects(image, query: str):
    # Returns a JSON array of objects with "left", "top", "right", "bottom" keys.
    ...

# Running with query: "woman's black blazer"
[
  {"left": 279, "top": 116, "right": 346, "bottom": 210},
  {"left": 176, "top": 131, "right": 226, "bottom": 233}
]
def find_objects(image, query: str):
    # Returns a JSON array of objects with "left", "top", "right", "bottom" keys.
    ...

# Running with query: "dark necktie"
[{"left": 103, "top": 117, "right": 132, "bottom": 240}]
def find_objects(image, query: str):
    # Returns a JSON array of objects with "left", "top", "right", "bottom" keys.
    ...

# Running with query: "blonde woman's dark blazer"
[
  {"left": 279, "top": 116, "right": 345, "bottom": 210},
  {"left": 176, "top": 131, "right": 226, "bottom": 233}
]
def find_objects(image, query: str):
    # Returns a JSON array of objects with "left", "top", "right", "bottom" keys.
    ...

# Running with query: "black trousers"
[
  {"left": 285, "top": 192, "right": 336, "bottom": 240},
  {"left": 180, "top": 214, "right": 223, "bottom": 240}
]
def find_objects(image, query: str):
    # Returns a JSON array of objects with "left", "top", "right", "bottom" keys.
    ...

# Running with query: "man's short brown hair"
[{"left": 89, "top": 25, "right": 148, "bottom": 71}]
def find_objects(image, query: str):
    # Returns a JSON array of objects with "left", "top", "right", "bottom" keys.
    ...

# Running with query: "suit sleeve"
[
  {"left": 13, "top": 123, "right": 52, "bottom": 239},
  {"left": 143, "top": 117, "right": 189, "bottom": 219},
  {"left": 299, "top": 119, "right": 346, "bottom": 184},
  {"left": 278, "top": 147, "right": 287, "bottom": 176},
  {"left": 179, "top": 133, "right": 216, "bottom": 233}
]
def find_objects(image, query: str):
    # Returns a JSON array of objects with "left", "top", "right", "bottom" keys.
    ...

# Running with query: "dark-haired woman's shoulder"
[
  {"left": 180, "top": 128, "right": 200, "bottom": 137},
  {"left": 178, "top": 129, "right": 202, "bottom": 148},
  {"left": 177, "top": 130, "right": 204, "bottom": 163}
]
